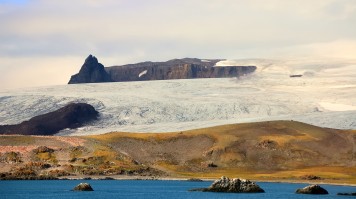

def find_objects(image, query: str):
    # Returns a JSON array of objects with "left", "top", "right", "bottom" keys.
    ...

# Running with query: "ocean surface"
[{"left": 0, "top": 180, "right": 355, "bottom": 199}]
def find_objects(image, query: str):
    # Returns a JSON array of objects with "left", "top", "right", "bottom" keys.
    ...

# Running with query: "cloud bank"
[{"left": 1, "top": 0, "right": 356, "bottom": 89}]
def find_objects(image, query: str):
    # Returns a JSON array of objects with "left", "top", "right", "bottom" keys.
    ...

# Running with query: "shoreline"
[
  {"left": 54, "top": 175, "right": 356, "bottom": 187},
  {"left": 1, "top": 174, "right": 355, "bottom": 187}
]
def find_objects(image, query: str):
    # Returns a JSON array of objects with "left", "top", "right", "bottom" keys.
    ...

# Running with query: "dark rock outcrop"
[
  {"left": 73, "top": 183, "right": 94, "bottom": 191},
  {"left": 190, "top": 176, "right": 265, "bottom": 193},
  {"left": 0, "top": 172, "right": 59, "bottom": 180},
  {"left": 337, "top": 192, "right": 356, "bottom": 196},
  {"left": 33, "top": 146, "right": 55, "bottom": 154},
  {"left": 68, "top": 56, "right": 256, "bottom": 84},
  {"left": 187, "top": 178, "right": 203, "bottom": 182},
  {"left": 68, "top": 55, "right": 112, "bottom": 84},
  {"left": 0, "top": 103, "right": 98, "bottom": 135},
  {"left": 296, "top": 184, "right": 328, "bottom": 194},
  {"left": 300, "top": 175, "right": 322, "bottom": 180}
]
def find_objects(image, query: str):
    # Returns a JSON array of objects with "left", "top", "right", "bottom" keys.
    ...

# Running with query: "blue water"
[{"left": 0, "top": 180, "right": 355, "bottom": 199}]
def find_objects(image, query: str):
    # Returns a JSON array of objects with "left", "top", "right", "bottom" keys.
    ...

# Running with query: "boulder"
[
  {"left": 296, "top": 184, "right": 328, "bottom": 194},
  {"left": 0, "top": 103, "right": 99, "bottom": 135},
  {"left": 190, "top": 176, "right": 264, "bottom": 193},
  {"left": 73, "top": 182, "right": 94, "bottom": 191}
]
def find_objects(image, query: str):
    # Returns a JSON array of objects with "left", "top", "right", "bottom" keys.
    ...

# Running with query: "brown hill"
[{"left": 0, "top": 121, "right": 355, "bottom": 183}]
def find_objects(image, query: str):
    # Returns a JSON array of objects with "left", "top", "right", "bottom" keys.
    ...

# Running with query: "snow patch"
[
  {"left": 319, "top": 102, "right": 356, "bottom": 111},
  {"left": 138, "top": 70, "right": 147, "bottom": 78}
]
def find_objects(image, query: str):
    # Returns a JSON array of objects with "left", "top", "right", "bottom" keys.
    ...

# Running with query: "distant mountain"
[{"left": 68, "top": 55, "right": 256, "bottom": 84}]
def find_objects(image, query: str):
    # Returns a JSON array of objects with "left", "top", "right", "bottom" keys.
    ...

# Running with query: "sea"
[{"left": 0, "top": 180, "right": 355, "bottom": 199}]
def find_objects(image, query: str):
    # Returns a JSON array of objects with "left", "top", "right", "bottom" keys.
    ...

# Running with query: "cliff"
[{"left": 68, "top": 56, "right": 256, "bottom": 84}]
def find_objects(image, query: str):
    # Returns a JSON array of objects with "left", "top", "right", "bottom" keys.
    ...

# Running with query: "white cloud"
[
  {"left": 0, "top": 0, "right": 356, "bottom": 88},
  {"left": 0, "top": 56, "right": 82, "bottom": 89}
]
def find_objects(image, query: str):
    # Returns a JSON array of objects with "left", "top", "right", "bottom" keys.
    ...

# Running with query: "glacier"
[{"left": 0, "top": 58, "right": 355, "bottom": 135}]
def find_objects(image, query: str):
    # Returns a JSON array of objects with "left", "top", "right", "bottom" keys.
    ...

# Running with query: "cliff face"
[
  {"left": 68, "top": 55, "right": 112, "bottom": 84},
  {"left": 68, "top": 56, "right": 256, "bottom": 84}
]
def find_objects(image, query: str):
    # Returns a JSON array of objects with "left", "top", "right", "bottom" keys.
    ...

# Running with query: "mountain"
[{"left": 68, "top": 56, "right": 256, "bottom": 84}]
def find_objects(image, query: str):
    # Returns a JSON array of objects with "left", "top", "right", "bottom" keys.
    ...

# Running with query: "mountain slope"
[
  {"left": 90, "top": 121, "right": 356, "bottom": 171},
  {"left": 0, "top": 103, "right": 98, "bottom": 135}
]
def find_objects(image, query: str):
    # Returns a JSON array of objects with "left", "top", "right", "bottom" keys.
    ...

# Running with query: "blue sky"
[
  {"left": 0, "top": 0, "right": 28, "bottom": 4},
  {"left": 1, "top": 0, "right": 356, "bottom": 89}
]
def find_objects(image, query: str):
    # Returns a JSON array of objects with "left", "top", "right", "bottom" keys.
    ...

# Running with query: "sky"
[{"left": 1, "top": 0, "right": 356, "bottom": 89}]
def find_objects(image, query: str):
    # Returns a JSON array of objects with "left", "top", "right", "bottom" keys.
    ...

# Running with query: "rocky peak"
[
  {"left": 83, "top": 54, "right": 99, "bottom": 67},
  {"left": 68, "top": 54, "right": 112, "bottom": 84}
]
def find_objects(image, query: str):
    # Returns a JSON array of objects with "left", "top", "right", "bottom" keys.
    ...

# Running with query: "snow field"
[{"left": 1, "top": 58, "right": 355, "bottom": 135}]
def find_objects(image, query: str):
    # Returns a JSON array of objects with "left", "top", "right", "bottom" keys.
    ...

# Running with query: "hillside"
[
  {"left": 1, "top": 121, "right": 355, "bottom": 183},
  {"left": 0, "top": 103, "right": 98, "bottom": 135}
]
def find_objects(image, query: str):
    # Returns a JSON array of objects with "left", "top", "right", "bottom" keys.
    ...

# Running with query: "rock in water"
[
  {"left": 0, "top": 103, "right": 99, "bottom": 135},
  {"left": 337, "top": 192, "right": 356, "bottom": 196},
  {"left": 68, "top": 54, "right": 112, "bottom": 84},
  {"left": 73, "top": 183, "right": 94, "bottom": 191},
  {"left": 296, "top": 184, "right": 328, "bottom": 194},
  {"left": 190, "top": 176, "right": 265, "bottom": 193}
]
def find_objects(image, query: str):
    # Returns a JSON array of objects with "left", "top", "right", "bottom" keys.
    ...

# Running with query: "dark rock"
[
  {"left": 189, "top": 176, "right": 265, "bottom": 193},
  {"left": 290, "top": 74, "right": 303, "bottom": 78},
  {"left": 300, "top": 175, "right": 322, "bottom": 180},
  {"left": 68, "top": 55, "right": 112, "bottom": 84},
  {"left": 207, "top": 162, "right": 218, "bottom": 168},
  {"left": 33, "top": 146, "right": 55, "bottom": 154},
  {"left": 0, "top": 103, "right": 98, "bottom": 135},
  {"left": 100, "top": 177, "right": 115, "bottom": 180},
  {"left": 187, "top": 178, "right": 203, "bottom": 182},
  {"left": 337, "top": 192, "right": 356, "bottom": 196},
  {"left": 68, "top": 56, "right": 256, "bottom": 84},
  {"left": 257, "top": 140, "right": 278, "bottom": 149},
  {"left": 73, "top": 182, "right": 94, "bottom": 191},
  {"left": 189, "top": 187, "right": 207, "bottom": 191},
  {"left": 296, "top": 184, "right": 328, "bottom": 194}
]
